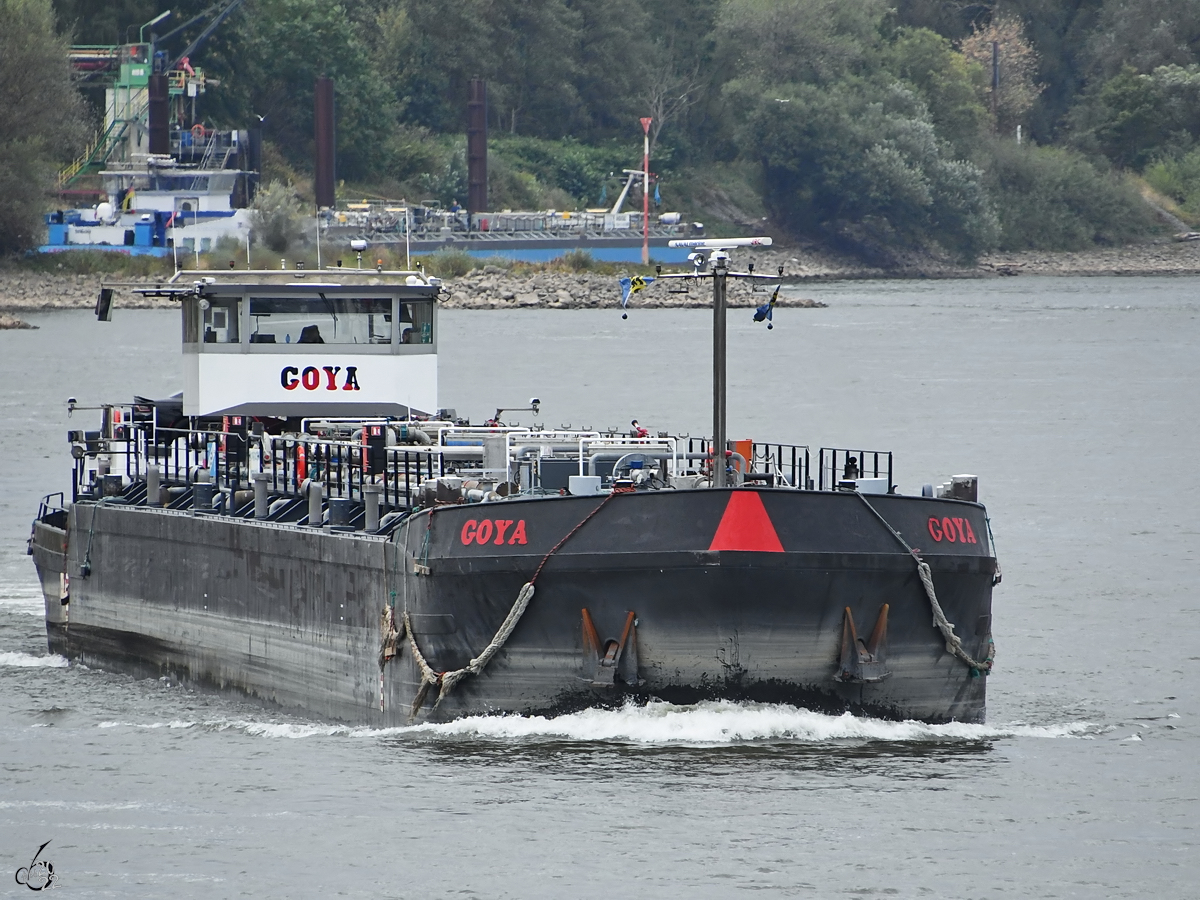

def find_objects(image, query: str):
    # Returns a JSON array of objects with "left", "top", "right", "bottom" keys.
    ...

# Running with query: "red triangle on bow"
[{"left": 708, "top": 491, "right": 784, "bottom": 552}]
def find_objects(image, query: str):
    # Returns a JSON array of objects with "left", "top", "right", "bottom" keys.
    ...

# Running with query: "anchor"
[
  {"left": 581, "top": 608, "right": 641, "bottom": 686},
  {"left": 834, "top": 603, "right": 891, "bottom": 683}
]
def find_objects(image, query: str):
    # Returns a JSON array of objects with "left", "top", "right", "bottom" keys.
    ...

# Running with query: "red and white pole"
[{"left": 641, "top": 117, "right": 652, "bottom": 265}]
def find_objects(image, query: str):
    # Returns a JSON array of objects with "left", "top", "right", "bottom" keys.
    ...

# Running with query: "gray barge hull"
[{"left": 31, "top": 488, "right": 995, "bottom": 725}]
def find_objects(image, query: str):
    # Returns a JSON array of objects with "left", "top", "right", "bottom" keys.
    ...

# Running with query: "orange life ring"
[{"left": 191, "top": 124, "right": 206, "bottom": 140}]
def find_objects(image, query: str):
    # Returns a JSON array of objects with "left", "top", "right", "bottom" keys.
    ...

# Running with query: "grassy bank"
[{"left": 0, "top": 246, "right": 662, "bottom": 281}]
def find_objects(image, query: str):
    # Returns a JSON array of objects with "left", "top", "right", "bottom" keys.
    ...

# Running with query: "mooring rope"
[
  {"left": 79, "top": 496, "right": 112, "bottom": 578},
  {"left": 379, "top": 604, "right": 403, "bottom": 671},
  {"left": 853, "top": 492, "right": 995, "bottom": 676},
  {"left": 401, "top": 490, "right": 622, "bottom": 720}
]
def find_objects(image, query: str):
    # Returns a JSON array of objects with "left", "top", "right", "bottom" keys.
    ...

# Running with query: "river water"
[{"left": 0, "top": 275, "right": 1195, "bottom": 897}]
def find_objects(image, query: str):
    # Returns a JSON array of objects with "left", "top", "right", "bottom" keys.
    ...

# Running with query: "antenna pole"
[
  {"left": 641, "top": 117, "right": 652, "bottom": 265},
  {"left": 712, "top": 254, "right": 728, "bottom": 488},
  {"left": 991, "top": 40, "right": 999, "bottom": 124},
  {"left": 665, "top": 236, "right": 775, "bottom": 489}
]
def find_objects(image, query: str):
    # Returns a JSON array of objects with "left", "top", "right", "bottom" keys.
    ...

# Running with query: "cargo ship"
[{"left": 28, "top": 240, "right": 998, "bottom": 725}]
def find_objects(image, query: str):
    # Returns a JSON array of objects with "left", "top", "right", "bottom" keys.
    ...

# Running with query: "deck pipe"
[
  {"left": 308, "top": 480, "right": 323, "bottom": 527},
  {"left": 146, "top": 465, "right": 160, "bottom": 507},
  {"left": 252, "top": 472, "right": 270, "bottom": 519},
  {"left": 363, "top": 483, "right": 381, "bottom": 532}
]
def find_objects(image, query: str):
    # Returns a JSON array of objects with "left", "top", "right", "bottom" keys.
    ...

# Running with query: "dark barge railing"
[
  {"left": 685, "top": 437, "right": 812, "bottom": 489},
  {"left": 817, "top": 448, "right": 894, "bottom": 492},
  {"left": 64, "top": 405, "right": 893, "bottom": 532},
  {"left": 71, "top": 412, "right": 457, "bottom": 520}
]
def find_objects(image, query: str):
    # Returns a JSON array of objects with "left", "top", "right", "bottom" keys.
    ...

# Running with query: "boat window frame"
[
  {"left": 184, "top": 286, "right": 439, "bottom": 356},
  {"left": 202, "top": 295, "right": 242, "bottom": 344},
  {"left": 246, "top": 294, "right": 398, "bottom": 347}
]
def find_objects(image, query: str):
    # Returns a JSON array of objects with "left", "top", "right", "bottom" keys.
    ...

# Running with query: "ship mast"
[{"left": 661, "top": 238, "right": 779, "bottom": 487}]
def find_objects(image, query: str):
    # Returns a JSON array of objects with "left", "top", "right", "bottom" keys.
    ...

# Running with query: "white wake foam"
[
  {"left": 0, "top": 651, "right": 68, "bottom": 668},
  {"left": 401, "top": 701, "right": 1094, "bottom": 744},
  {"left": 97, "top": 701, "right": 1094, "bottom": 745}
]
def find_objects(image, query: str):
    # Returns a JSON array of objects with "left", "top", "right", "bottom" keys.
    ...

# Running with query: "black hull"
[{"left": 31, "top": 488, "right": 995, "bottom": 725}]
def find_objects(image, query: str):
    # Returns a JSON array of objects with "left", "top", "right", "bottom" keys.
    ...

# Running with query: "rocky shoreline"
[
  {"left": 0, "top": 313, "right": 36, "bottom": 329},
  {"left": 436, "top": 268, "right": 828, "bottom": 309},
  {"left": 2, "top": 239, "right": 1199, "bottom": 315}
]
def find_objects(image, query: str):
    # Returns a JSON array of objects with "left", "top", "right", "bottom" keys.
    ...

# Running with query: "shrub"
[
  {"left": 10, "top": 250, "right": 173, "bottom": 276},
  {"left": 251, "top": 181, "right": 306, "bottom": 253},
  {"left": 1144, "top": 148, "right": 1200, "bottom": 217},
  {"left": 557, "top": 249, "right": 596, "bottom": 271},
  {"left": 419, "top": 250, "right": 474, "bottom": 278},
  {"left": 981, "top": 140, "right": 1156, "bottom": 250}
]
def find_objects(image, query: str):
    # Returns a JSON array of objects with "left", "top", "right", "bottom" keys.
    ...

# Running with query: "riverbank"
[
  {"left": 3, "top": 239, "right": 1199, "bottom": 311},
  {"left": 745, "top": 235, "right": 1200, "bottom": 279},
  {"left": 0, "top": 269, "right": 829, "bottom": 311}
]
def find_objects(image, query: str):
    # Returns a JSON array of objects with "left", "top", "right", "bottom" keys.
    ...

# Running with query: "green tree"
[
  {"left": 717, "top": 0, "right": 888, "bottom": 87},
  {"left": 1082, "top": 0, "right": 1200, "bottom": 82},
  {"left": 1070, "top": 64, "right": 1200, "bottom": 168},
  {"left": 639, "top": 0, "right": 721, "bottom": 156},
  {"left": 52, "top": 0, "right": 152, "bottom": 42},
  {"left": 883, "top": 27, "right": 989, "bottom": 149},
  {"left": 217, "top": 0, "right": 397, "bottom": 182},
  {"left": 960, "top": 14, "right": 1045, "bottom": 134},
  {"left": 376, "top": 0, "right": 495, "bottom": 132},
  {"left": 742, "top": 81, "right": 998, "bottom": 259},
  {"left": 570, "top": 0, "right": 653, "bottom": 138},
  {"left": 0, "top": 0, "right": 86, "bottom": 254}
]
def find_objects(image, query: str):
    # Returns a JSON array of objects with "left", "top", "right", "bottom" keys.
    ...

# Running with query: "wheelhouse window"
[
  {"left": 247, "top": 296, "right": 394, "bottom": 345},
  {"left": 202, "top": 297, "right": 240, "bottom": 343},
  {"left": 400, "top": 300, "right": 434, "bottom": 344}
]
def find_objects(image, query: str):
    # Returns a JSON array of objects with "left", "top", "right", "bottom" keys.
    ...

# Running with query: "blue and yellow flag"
[
  {"left": 619, "top": 275, "right": 655, "bottom": 308},
  {"left": 753, "top": 284, "right": 780, "bottom": 329}
]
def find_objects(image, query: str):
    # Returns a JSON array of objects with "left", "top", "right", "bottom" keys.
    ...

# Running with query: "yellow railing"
[
  {"left": 57, "top": 107, "right": 143, "bottom": 188},
  {"left": 58, "top": 129, "right": 105, "bottom": 187}
]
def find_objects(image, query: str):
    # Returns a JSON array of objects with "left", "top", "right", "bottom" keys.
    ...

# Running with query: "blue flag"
[
  {"left": 654, "top": 182, "right": 661, "bottom": 207},
  {"left": 753, "top": 285, "right": 780, "bottom": 330},
  {"left": 598, "top": 183, "right": 607, "bottom": 206}
]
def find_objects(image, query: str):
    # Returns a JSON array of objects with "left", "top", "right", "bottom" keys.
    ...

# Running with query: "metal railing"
[
  {"left": 67, "top": 411, "right": 872, "bottom": 524},
  {"left": 817, "top": 447, "right": 893, "bottom": 492},
  {"left": 685, "top": 438, "right": 811, "bottom": 488}
]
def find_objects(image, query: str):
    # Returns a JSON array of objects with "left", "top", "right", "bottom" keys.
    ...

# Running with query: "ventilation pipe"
[
  {"left": 314, "top": 77, "right": 336, "bottom": 209},
  {"left": 148, "top": 73, "right": 170, "bottom": 155},
  {"left": 467, "top": 78, "right": 488, "bottom": 217}
]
